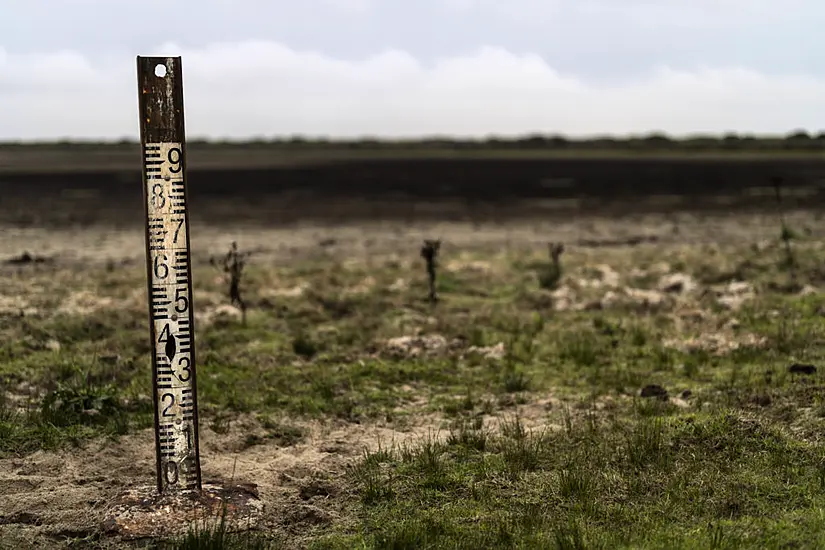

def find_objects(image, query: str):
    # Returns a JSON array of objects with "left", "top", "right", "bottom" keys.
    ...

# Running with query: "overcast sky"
[{"left": 2, "top": 0, "right": 824, "bottom": 140}]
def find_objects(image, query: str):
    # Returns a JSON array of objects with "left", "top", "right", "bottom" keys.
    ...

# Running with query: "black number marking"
[
  {"left": 168, "top": 147, "right": 182, "bottom": 173},
  {"left": 173, "top": 218, "right": 184, "bottom": 243},
  {"left": 154, "top": 254, "right": 168, "bottom": 279},
  {"left": 158, "top": 322, "right": 171, "bottom": 343},
  {"left": 174, "top": 287, "right": 188, "bottom": 313},
  {"left": 164, "top": 461, "right": 179, "bottom": 484},
  {"left": 159, "top": 323, "right": 177, "bottom": 360},
  {"left": 151, "top": 183, "right": 165, "bottom": 209},
  {"left": 161, "top": 393, "right": 175, "bottom": 417},
  {"left": 177, "top": 356, "right": 191, "bottom": 382},
  {"left": 184, "top": 424, "right": 192, "bottom": 449}
]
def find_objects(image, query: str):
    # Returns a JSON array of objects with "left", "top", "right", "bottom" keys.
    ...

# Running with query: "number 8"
[{"left": 151, "top": 183, "right": 165, "bottom": 209}]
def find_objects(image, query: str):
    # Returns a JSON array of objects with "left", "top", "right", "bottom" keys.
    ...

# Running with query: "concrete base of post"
[{"left": 101, "top": 482, "right": 263, "bottom": 540}]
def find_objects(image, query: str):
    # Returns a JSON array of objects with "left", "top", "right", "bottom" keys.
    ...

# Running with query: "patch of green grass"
[
  {"left": 331, "top": 409, "right": 825, "bottom": 549},
  {"left": 0, "top": 368, "right": 152, "bottom": 456}
]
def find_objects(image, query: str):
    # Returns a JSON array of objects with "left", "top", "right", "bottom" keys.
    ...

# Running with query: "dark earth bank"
[{"left": 1, "top": 157, "right": 824, "bottom": 227}]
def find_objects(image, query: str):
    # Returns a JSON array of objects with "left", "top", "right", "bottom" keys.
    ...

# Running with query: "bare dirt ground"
[
  {"left": 0, "top": 402, "right": 569, "bottom": 549},
  {"left": 1, "top": 196, "right": 824, "bottom": 548}
]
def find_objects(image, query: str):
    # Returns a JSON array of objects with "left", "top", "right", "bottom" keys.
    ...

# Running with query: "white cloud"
[{"left": 1, "top": 40, "right": 823, "bottom": 141}]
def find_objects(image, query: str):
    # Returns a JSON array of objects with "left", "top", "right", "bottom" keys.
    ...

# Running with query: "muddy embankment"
[{"left": 1, "top": 157, "right": 824, "bottom": 227}]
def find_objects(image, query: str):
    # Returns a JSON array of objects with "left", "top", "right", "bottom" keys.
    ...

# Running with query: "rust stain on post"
[{"left": 137, "top": 57, "right": 183, "bottom": 141}]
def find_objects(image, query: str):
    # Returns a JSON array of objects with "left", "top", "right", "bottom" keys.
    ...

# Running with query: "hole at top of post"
[{"left": 154, "top": 64, "right": 167, "bottom": 78}]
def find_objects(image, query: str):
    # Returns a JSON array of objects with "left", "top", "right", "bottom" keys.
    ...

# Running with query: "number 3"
[{"left": 177, "top": 356, "right": 191, "bottom": 382}]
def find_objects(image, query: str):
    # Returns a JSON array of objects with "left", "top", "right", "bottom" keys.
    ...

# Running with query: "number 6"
[{"left": 154, "top": 254, "right": 168, "bottom": 279}]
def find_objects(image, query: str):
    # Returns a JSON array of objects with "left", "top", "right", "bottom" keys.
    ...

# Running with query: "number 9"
[{"left": 168, "top": 147, "right": 182, "bottom": 174}]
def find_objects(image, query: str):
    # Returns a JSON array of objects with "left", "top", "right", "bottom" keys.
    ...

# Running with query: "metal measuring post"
[{"left": 137, "top": 56, "right": 202, "bottom": 494}]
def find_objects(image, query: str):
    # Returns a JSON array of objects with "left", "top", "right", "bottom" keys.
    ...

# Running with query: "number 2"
[{"left": 161, "top": 393, "right": 175, "bottom": 417}]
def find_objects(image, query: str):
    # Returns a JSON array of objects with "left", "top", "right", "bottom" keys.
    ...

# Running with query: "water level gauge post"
[{"left": 136, "top": 56, "right": 202, "bottom": 495}]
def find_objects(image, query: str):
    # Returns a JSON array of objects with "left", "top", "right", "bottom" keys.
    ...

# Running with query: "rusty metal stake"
[
  {"left": 99, "top": 57, "right": 263, "bottom": 537},
  {"left": 137, "top": 56, "right": 202, "bottom": 495}
]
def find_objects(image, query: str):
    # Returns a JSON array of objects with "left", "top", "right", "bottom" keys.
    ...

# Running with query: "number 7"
[{"left": 173, "top": 218, "right": 184, "bottom": 243}]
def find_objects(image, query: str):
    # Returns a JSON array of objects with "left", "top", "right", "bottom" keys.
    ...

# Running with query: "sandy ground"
[{"left": 0, "top": 400, "right": 562, "bottom": 548}]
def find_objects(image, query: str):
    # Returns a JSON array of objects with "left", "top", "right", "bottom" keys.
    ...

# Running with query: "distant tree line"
[{"left": 3, "top": 130, "right": 825, "bottom": 151}]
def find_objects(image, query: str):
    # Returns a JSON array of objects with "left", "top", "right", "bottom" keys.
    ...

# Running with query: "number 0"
[{"left": 164, "top": 461, "right": 179, "bottom": 484}]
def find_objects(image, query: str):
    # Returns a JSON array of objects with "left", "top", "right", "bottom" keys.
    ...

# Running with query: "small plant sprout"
[
  {"left": 538, "top": 242, "right": 564, "bottom": 290},
  {"left": 771, "top": 176, "right": 796, "bottom": 272},
  {"left": 420, "top": 239, "right": 441, "bottom": 304},
  {"left": 213, "top": 241, "right": 251, "bottom": 324}
]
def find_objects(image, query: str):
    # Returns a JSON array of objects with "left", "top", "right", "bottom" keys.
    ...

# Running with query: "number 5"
[{"left": 175, "top": 287, "right": 188, "bottom": 313}]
